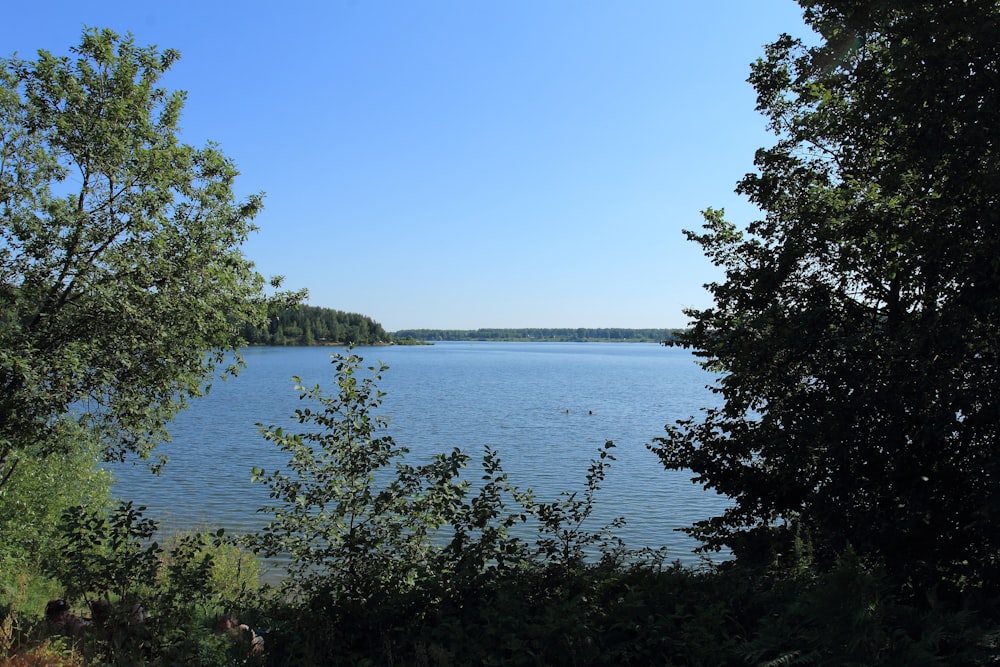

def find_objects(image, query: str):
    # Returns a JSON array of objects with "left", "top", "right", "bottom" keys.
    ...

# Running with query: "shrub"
[{"left": 39, "top": 501, "right": 264, "bottom": 665}]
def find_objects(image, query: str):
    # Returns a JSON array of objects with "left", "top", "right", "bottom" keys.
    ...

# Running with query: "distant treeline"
[
  {"left": 390, "top": 328, "right": 683, "bottom": 343},
  {"left": 241, "top": 305, "right": 391, "bottom": 346},
  {"left": 243, "top": 314, "right": 683, "bottom": 346}
]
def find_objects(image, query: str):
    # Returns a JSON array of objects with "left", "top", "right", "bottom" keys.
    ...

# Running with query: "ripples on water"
[{"left": 110, "top": 342, "right": 731, "bottom": 566}]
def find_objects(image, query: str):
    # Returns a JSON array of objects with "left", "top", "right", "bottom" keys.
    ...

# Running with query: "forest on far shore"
[
  {"left": 391, "top": 327, "right": 682, "bottom": 342},
  {"left": 239, "top": 305, "right": 392, "bottom": 346},
  {"left": 240, "top": 306, "right": 682, "bottom": 346}
]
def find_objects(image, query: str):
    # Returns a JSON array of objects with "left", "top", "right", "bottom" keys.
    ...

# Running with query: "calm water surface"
[{"left": 111, "top": 342, "right": 730, "bottom": 563}]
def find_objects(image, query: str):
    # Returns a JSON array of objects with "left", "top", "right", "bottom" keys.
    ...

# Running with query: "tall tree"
[
  {"left": 652, "top": 0, "right": 1000, "bottom": 594},
  {"left": 0, "top": 29, "right": 302, "bottom": 490}
]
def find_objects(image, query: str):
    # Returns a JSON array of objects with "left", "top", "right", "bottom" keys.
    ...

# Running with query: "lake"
[{"left": 110, "top": 342, "right": 731, "bottom": 564}]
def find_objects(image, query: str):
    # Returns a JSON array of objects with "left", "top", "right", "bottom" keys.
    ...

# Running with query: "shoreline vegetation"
[
  {"left": 8, "top": 8, "right": 1000, "bottom": 662},
  {"left": 240, "top": 305, "right": 683, "bottom": 346}
]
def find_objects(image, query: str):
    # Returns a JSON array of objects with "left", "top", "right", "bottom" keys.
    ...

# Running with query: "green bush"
[
  {"left": 240, "top": 352, "right": 738, "bottom": 664},
  {"left": 36, "top": 501, "right": 265, "bottom": 665},
  {"left": 0, "top": 422, "right": 111, "bottom": 570}
]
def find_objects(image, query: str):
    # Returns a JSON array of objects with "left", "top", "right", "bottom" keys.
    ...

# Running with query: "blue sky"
[{"left": 4, "top": 1, "right": 811, "bottom": 331}]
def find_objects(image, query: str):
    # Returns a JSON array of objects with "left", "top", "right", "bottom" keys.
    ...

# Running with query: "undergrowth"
[{"left": 4, "top": 352, "right": 997, "bottom": 665}]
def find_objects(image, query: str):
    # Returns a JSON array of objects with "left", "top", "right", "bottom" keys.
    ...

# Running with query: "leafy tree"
[
  {"left": 652, "top": 0, "right": 1000, "bottom": 595},
  {"left": 244, "top": 352, "right": 672, "bottom": 664},
  {"left": 47, "top": 500, "right": 162, "bottom": 605},
  {"left": 0, "top": 29, "right": 303, "bottom": 489},
  {"left": 0, "top": 420, "right": 111, "bottom": 567},
  {"left": 246, "top": 352, "right": 469, "bottom": 607},
  {"left": 240, "top": 304, "right": 389, "bottom": 346}
]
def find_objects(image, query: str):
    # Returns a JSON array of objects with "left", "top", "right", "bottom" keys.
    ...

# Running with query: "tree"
[
  {"left": 247, "top": 352, "right": 469, "bottom": 606},
  {"left": 244, "top": 351, "right": 650, "bottom": 662},
  {"left": 0, "top": 420, "right": 111, "bottom": 569},
  {"left": 239, "top": 305, "right": 389, "bottom": 346},
  {"left": 651, "top": 0, "right": 1000, "bottom": 595},
  {"left": 0, "top": 29, "right": 303, "bottom": 491}
]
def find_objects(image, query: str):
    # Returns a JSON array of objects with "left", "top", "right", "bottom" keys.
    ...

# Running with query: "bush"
[{"left": 37, "top": 501, "right": 264, "bottom": 665}]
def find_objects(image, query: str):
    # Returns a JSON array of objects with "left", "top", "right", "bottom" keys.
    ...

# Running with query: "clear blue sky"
[{"left": 4, "top": 1, "right": 811, "bottom": 331}]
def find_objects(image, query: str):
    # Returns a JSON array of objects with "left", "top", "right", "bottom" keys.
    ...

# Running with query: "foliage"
[
  {"left": 240, "top": 304, "right": 390, "bottom": 346},
  {"left": 528, "top": 441, "right": 627, "bottom": 568},
  {"left": 650, "top": 0, "right": 1000, "bottom": 596},
  {"left": 0, "top": 421, "right": 110, "bottom": 568},
  {"left": 45, "top": 501, "right": 161, "bottom": 606},
  {"left": 739, "top": 551, "right": 996, "bottom": 667},
  {"left": 430, "top": 443, "right": 534, "bottom": 591},
  {"left": 0, "top": 27, "right": 304, "bottom": 493},
  {"left": 246, "top": 351, "right": 470, "bottom": 606},
  {"left": 7, "top": 18, "right": 999, "bottom": 662},
  {"left": 0, "top": 639, "right": 84, "bottom": 667},
  {"left": 243, "top": 555, "right": 998, "bottom": 665},
  {"left": 0, "top": 565, "right": 61, "bottom": 626},
  {"left": 5, "top": 351, "right": 994, "bottom": 665},
  {"left": 244, "top": 351, "right": 654, "bottom": 663},
  {"left": 35, "top": 500, "right": 262, "bottom": 665},
  {"left": 1, "top": 568, "right": 55, "bottom": 659}
]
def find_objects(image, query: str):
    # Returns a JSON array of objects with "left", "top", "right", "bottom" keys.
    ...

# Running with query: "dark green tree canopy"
[
  {"left": 241, "top": 305, "right": 390, "bottom": 346},
  {"left": 652, "top": 0, "right": 1000, "bottom": 593},
  {"left": 0, "top": 29, "right": 302, "bottom": 485}
]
